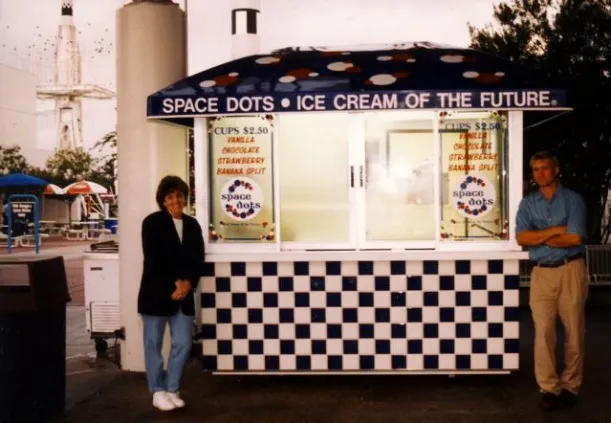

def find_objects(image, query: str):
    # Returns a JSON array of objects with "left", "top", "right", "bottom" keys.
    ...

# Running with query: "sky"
[{"left": 0, "top": 0, "right": 501, "bottom": 160}]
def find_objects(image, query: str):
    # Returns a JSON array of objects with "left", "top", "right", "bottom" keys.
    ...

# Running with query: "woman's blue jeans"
[{"left": 141, "top": 310, "right": 193, "bottom": 393}]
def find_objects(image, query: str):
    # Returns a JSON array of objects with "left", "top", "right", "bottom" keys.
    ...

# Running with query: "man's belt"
[{"left": 535, "top": 254, "right": 585, "bottom": 268}]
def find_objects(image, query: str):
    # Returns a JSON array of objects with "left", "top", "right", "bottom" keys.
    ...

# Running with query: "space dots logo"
[
  {"left": 220, "top": 177, "right": 263, "bottom": 221},
  {"left": 452, "top": 175, "right": 495, "bottom": 218}
]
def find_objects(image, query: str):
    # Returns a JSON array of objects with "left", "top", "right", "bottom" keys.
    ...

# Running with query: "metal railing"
[{"left": 520, "top": 245, "right": 611, "bottom": 286}]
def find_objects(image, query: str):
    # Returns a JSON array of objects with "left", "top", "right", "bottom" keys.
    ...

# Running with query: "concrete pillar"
[
  {"left": 116, "top": 0, "right": 187, "bottom": 372},
  {"left": 231, "top": 0, "right": 261, "bottom": 60}
]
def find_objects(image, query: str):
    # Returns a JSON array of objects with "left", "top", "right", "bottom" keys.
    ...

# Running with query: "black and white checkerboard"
[{"left": 199, "top": 259, "right": 520, "bottom": 372}]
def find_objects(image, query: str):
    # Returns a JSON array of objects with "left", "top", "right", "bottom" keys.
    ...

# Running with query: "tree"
[
  {"left": 0, "top": 145, "right": 29, "bottom": 175},
  {"left": 90, "top": 130, "right": 117, "bottom": 192},
  {"left": 469, "top": 0, "right": 611, "bottom": 243},
  {"left": 45, "top": 148, "right": 96, "bottom": 186}
]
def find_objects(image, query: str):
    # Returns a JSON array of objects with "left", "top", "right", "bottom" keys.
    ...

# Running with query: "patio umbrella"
[
  {"left": 63, "top": 180, "right": 108, "bottom": 195},
  {"left": 43, "top": 184, "right": 65, "bottom": 195},
  {"left": 0, "top": 173, "right": 49, "bottom": 188}
]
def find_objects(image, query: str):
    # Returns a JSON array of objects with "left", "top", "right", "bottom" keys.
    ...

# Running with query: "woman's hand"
[{"left": 171, "top": 279, "right": 192, "bottom": 301}]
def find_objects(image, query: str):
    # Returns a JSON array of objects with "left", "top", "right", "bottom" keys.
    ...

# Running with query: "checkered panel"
[{"left": 200, "top": 260, "right": 520, "bottom": 372}]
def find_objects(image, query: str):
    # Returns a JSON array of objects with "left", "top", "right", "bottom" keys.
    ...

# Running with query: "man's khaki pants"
[{"left": 529, "top": 258, "right": 588, "bottom": 395}]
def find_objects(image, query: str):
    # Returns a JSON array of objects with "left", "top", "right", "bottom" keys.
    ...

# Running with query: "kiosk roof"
[{"left": 147, "top": 42, "right": 570, "bottom": 127}]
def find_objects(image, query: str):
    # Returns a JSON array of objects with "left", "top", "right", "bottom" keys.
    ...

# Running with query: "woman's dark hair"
[{"left": 155, "top": 175, "right": 189, "bottom": 210}]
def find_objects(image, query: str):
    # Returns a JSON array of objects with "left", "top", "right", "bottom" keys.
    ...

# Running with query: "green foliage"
[
  {"left": 0, "top": 145, "right": 29, "bottom": 175},
  {"left": 90, "top": 130, "right": 117, "bottom": 192},
  {"left": 0, "top": 130, "right": 117, "bottom": 194},
  {"left": 45, "top": 148, "right": 96, "bottom": 186},
  {"left": 469, "top": 0, "right": 611, "bottom": 243}
]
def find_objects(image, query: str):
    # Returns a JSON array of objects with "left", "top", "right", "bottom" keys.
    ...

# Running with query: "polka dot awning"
[{"left": 147, "top": 42, "right": 570, "bottom": 126}]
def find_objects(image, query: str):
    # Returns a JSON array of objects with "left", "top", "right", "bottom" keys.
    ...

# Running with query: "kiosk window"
[
  {"left": 439, "top": 111, "right": 509, "bottom": 241},
  {"left": 278, "top": 113, "right": 351, "bottom": 243},
  {"left": 364, "top": 113, "right": 436, "bottom": 242},
  {"left": 204, "top": 110, "right": 512, "bottom": 248}
]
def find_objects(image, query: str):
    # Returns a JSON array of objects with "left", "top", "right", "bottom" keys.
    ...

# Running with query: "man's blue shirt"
[{"left": 515, "top": 184, "right": 586, "bottom": 264}]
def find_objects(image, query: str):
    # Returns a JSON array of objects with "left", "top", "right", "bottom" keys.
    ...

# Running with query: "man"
[{"left": 515, "top": 151, "right": 588, "bottom": 411}]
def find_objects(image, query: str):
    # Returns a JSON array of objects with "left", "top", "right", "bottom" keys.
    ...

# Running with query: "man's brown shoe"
[
  {"left": 540, "top": 392, "right": 561, "bottom": 411},
  {"left": 558, "top": 389, "right": 578, "bottom": 409}
]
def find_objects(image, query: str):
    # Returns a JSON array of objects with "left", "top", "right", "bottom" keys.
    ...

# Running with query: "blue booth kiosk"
[{"left": 146, "top": 43, "right": 570, "bottom": 374}]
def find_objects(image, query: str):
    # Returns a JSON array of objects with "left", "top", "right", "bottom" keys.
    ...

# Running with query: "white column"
[
  {"left": 116, "top": 0, "right": 187, "bottom": 372},
  {"left": 231, "top": 0, "right": 261, "bottom": 60}
]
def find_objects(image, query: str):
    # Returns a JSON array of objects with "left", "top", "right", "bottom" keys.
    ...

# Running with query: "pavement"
[
  {"left": 64, "top": 306, "right": 123, "bottom": 410},
  {"left": 53, "top": 306, "right": 611, "bottom": 423},
  {"left": 3, "top": 241, "right": 611, "bottom": 422}
]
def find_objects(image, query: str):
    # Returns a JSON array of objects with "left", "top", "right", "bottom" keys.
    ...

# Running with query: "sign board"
[
  {"left": 11, "top": 201, "right": 34, "bottom": 221},
  {"left": 149, "top": 89, "right": 567, "bottom": 117},
  {"left": 6, "top": 195, "right": 40, "bottom": 254},
  {"left": 208, "top": 115, "right": 275, "bottom": 242}
]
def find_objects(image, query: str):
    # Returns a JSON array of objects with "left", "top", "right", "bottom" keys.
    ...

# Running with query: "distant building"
[{"left": 0, "top": 63, "right": 49, "bottom": 168}]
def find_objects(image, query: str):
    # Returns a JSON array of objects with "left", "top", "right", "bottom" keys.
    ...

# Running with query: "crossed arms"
[{"left": 516, "top": 225, "right": 582, "bottom": 248}]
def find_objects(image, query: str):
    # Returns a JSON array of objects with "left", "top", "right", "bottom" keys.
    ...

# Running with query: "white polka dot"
[
  {"left": 377, "top": 56, "right": 393, "bottom": 61},
  {"left": 463, "top": 71, "right": 479, "bottom": 79},
  {"left": 199, "top": 80, "right": 216, "bottom": 88},
  {"left": 369, "top": 74, "right": 397, "bottom": 86},
  {"left": 279, "top": 75, "right": 296, "bottom": 83},
  {"left": 228, "top": 72, "right": 239, "bottom": 77},
  {"left": 328, "top": 61, "right": 353, "bottom": 71},
  {"left": 255, "top": 56, "right": 280, "bottom": 65},
  {"left": 551, "top": 99, "right": 558, "bottom": 106},
  {"left": 309, "top": 72, "right": 319, "bottom": 77},
  {"left": 281, "top": 98, "right": 291, "bottom": 107},
  {"left": 494, "top": 72, "right": 505, "bottom": 77},
  {"left": 441, "top": 55, "right": 465, "bottom": 63},
  {"left": 406, "top": 58, "right": 416, "bottom": 63}
]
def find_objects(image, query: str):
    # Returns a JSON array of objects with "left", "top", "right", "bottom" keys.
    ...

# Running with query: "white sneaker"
[
  {"left": 166, "top": 392, "right": 186, "bottom": 408},
  {"left": 152, "top": 392, "right": 176, "bottom": 411}
]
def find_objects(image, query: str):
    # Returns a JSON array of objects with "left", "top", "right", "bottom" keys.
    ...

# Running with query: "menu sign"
[
  {"left": 440, "top": 113, "right": 508, "bottom": 240},
  {"left": 208, "top": 115, "right": 275, "bottom": 242}
]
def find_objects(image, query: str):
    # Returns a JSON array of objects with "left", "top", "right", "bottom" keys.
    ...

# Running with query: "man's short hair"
[
  {"left": 529, "top": 151, "right": 559, "bottom": 169},
  {"left": 155, "top": 175, "right": 189, "bottom": 210}
]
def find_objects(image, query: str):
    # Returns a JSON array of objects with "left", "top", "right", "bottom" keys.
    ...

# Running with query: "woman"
[{"left": 138, "top": 175, "right": 204, "bottom": 411}]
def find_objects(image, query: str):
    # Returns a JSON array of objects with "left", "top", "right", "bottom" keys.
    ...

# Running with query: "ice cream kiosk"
[{"left": 146, "top": 43, "right": 570, "bottom": 374}]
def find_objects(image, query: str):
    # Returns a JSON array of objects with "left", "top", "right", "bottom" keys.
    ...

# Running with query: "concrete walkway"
[
  {"left": 0, "top": 243, "right": 90, "bottom": 260},
  {"left": 65, "top": 306, "right": 122, "bottom": 410}
]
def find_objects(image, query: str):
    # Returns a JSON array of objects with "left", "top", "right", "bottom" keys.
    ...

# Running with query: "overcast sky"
[{"left": 0, "top": 0, "right": 501, "bottom": 157}]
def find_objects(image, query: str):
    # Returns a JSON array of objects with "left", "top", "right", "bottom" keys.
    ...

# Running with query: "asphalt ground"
[{"left": 51, "top": 304, "right": 611, "bottom": 423}]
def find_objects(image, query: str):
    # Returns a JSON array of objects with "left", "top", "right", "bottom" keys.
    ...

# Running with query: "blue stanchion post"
[{"left": 7, "top": 194, "right": 40, "bottom": 254}]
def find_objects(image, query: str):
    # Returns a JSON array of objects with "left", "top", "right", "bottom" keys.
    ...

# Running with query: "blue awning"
[{"left": 147, "top": 42, "right": 570, "bottom": 127}]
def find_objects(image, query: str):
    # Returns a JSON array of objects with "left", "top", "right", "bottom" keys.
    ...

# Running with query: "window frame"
[
  {"left": 356, "top": 111, "right": 439, "bottom": 251},
  {"left": 434, "top": 110, "right": 522, "bottom": 252},
  {"left": 195, "top": 111, "right": 524, "bottom": 254},
  {"left": 278, "top": 112, "right": 359, "bottom": 251},
  {"left": 195, "top": 116, "right": 281, "bottom": 254}
]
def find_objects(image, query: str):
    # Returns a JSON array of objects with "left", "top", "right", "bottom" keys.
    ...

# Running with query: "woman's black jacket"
[{"left": 138, "top": 210, "right": 205, "bottom": 316}]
